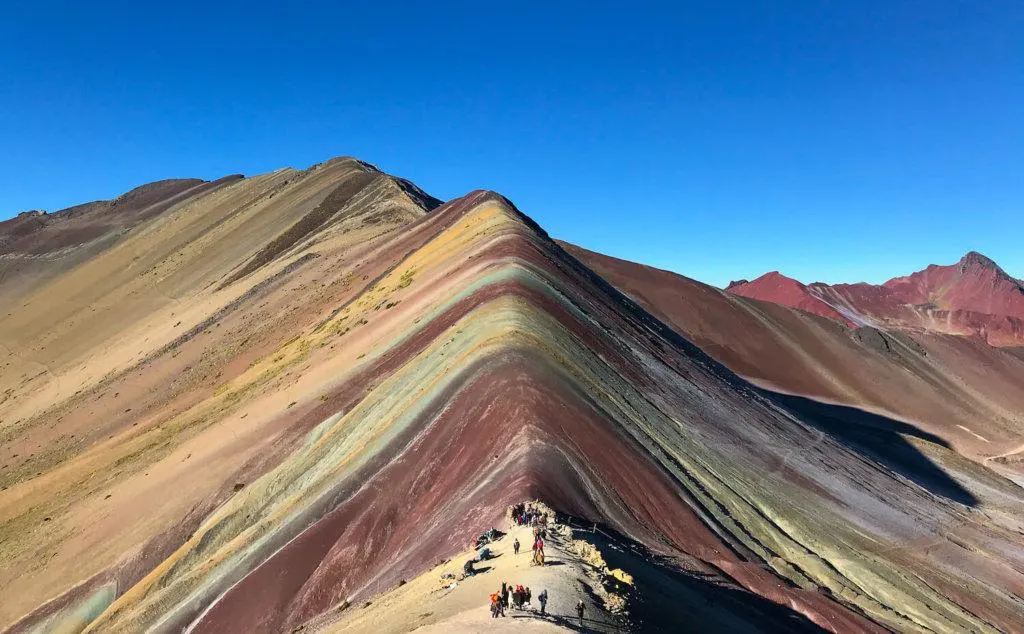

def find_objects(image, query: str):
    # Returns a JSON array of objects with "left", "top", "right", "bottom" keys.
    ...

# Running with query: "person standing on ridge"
[
  {"left": 538, "top": 588, "right": 548, "bottom": 614},
  {"left": 576, "top": 599, "right": 586, "bottom": 625}
]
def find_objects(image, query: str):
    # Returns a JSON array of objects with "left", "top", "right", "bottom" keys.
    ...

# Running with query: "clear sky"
[{"left": 1, "top": 1, "right": 1021, "bottom": 287}]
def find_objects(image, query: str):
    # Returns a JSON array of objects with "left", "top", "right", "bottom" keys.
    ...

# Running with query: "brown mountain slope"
[
  {"left": 562, "top": 242, "right": 1024, "bottom": 474},
  {"left": 0, "top": 158, "right": 438, "bottom": 631},
  {"left": 0, "top": 176, "right": 243, "bottom": 304}
]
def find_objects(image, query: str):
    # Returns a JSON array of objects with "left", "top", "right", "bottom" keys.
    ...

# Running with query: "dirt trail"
[{"left": 316, "top": 514, "right": 623, "bottom": 633}]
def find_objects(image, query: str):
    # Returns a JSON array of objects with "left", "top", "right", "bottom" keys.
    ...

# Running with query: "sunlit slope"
[
  {"left": 0, "top": 158, "right": 435, "bottom": 630},
  {"left": 0, "top": 177, "right": 241, "bottom": 306},
  {"left": 31, "top": 194, "right": 1023, "bottom": 633},
  {"left": 3, "top": 173, "right": 1023, "bottom": 633}
]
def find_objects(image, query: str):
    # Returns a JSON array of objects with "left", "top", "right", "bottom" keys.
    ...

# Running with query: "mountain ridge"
[{"left": 1, "top": 160, "right": 1023, "bottom": 634}]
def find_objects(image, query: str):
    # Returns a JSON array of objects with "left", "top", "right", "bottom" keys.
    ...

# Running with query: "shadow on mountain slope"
[
  {"left": 761, "top": 390, "right": 979, "bottom": 507},
  {"left": 555, "top": 241, "right": 979, "bottom": 508},
  {"left": 556, "top": 515, "right": 831, "bottom": 634}
]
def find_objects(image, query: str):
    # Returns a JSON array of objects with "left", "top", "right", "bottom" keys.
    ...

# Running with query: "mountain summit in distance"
[
  {"left": 1, "top": 158, "right": 1023, "bottom": 634},
  {"left": 728, "top": 251, "right": 1024, "bottom": 347}
]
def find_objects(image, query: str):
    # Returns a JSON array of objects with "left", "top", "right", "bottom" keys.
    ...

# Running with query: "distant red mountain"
[
  {"left": 883, "top": 251, "right": 1024, "bottom": 316},
  {"left": 727, "top": 252, "right": 1024, "bottom": 347},
  {"left": 725, "top": 271, "right": 858, "bottom": 326}
]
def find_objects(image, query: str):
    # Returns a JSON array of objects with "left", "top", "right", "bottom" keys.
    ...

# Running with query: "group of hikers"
[
  {"left": 511, "top": 502, "right": 547, "bottom": 527},
  {"left": 512, "top": 528, "right": 546, "bottom": 565},
  {"left": 509, "top": 504, "right": 549, "bottom": 565},
  {"left": 510, "top": 531, "right": 545, "bottom": 554},
  {"left": 479, "top": 503, "right": 588, "bottom": 625},
  {"left": 490, "top": 582, "right": 549, "bottom": 617},
  {"left": 488, "top": 584, "right": 587, "bottom": 625},
  {"left": 463, "top": 527, "right": 507, "bottom": 577}
]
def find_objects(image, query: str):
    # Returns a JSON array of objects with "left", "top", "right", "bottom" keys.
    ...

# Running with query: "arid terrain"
[
  {"left": 1, "top": 159, "right": 1022, "bottom": 633},
  {"left": 566, "top": 244, "right": 1024, "bottom": 481}
]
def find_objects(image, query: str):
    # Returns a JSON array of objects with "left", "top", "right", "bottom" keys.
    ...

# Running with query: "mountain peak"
[
  {"left": 726, "top": 269, "right": 857, "bottom": 325},
  {"left": 754, "top": 270, "right": 801, "bottom": 285},
  {"left": 958, "top": 250, "right": 1002, "bottom": 274}
]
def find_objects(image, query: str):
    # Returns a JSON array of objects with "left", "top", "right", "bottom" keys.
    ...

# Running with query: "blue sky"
[{"left": 1, "top": 1, "right": 1021, "bottom": 287}]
